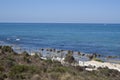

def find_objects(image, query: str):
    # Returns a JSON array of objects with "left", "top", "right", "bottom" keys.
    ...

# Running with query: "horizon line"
[{"left": 0, "top": 22, "right": 120, "bottom": 24}]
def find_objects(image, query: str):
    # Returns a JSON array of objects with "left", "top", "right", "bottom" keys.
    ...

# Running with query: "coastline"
[
  {"left": 0, "top": 44, "right": 120, "bottom": 72},
  {"left": 12, "top": 46, "right": 120, "bottom": 72}
]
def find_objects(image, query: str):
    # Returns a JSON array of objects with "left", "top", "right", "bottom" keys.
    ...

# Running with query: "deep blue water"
[{"left": 0, "top": 23, "right": 120, "bottom": 56}]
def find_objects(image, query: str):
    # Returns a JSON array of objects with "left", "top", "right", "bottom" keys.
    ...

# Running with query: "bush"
[
  {"left": 94, "top": 58, "right": 104, "bottom": 63},
  {"left": 0, "top": 66, "right": 4, "bottom": 72},
  {"left": 23, "top": 56, "right": 31, "bottom": 63},
  {"left": 49, "top": 72, "right": 60, "bottom": 80},
  {"left": 22, "top": 51, "right": 30, "bottom": 57},
  {"left": 34, "top": 53, "right": 40, "bottom": 58},
  {"left": 0, "top": 72, "right": 7, "bottom": 80},
  {"left": 10, "top": 65, "right": 28, "bottom": 74},
  {"left": 2, "top": 46, "right": 13, "bottom": 53},
  {"left": 65, "top": 53, "right": 76, "bottom": 63},
  {"left": 9, "top": 64, "right": 39, "bottom": 78},
  {"left": 44, "top": 59, "right": 53, "bottom": 64},
  {"left": 50, "top": 66, "right": 68, "bottom": 73},
  {"left": 5, "top": 60, "right": 15, "bottom": 68},
  {"left": 75, "top": 66, "right": 85, "bottom": 71},
  {"left": 6, "top": 56, "right": 15, "bottom": 62},
  {"left": 0, "top": 46, "right": 2, "bottom": 49}
]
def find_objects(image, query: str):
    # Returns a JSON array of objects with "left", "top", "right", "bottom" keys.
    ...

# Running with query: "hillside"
[{"left": 0, "top": 46, "right": 120, "bottom": 80}]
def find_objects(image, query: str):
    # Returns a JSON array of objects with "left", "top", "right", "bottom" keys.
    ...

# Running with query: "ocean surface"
[{"left": 0, "top": 23, "right": 120, "bottom": 57}]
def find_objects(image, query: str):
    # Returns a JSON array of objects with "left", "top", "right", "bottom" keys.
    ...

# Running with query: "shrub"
[
  {"left": 22, "top": 51, "right": 29, "bottom": 57},
  {"left": 75, "top": 66, "right": 85, "bottom": 71},
  {"left": 60, "top": 73, "right": 72, "bottom": 80},
  {"left": 2, "top": 46, "right": 13, "bottom": 53},
  {"left": 49, "top": 72, "right": 60, "bottom": 80},
  {"left": 0, "top": 46, "right": 2, "bottom": 49},
  {"left": 50, "top": 66, "right": 68, "bottom": 73},
  {"left": 65, "top": 53, "right": 76, "bottom": 63},
  {"left": 6, "top": 56, "right": 15, "bottom": 62},
  {"left": 0, "top": 72, "right": 7, "bottom": 80},
  {"left": 9, "top": 64, "right": 39, "bottom": 79},
  {"left": 10, "top": 65, "right": 29, "bottom": 74},
  {"left": 94, "top": 58, "right": 104, "bottom": 63},
  {"left": 5, "top": 60, "right": 15, "bottom": 68},
  {"left": 0, "top": 66, "right": 4, "bottom": 72},
  {"left": 44, "top": 59, "right": 53, "bottom": 64},
  {"left": 23, "top": 56, "right": 31, "bottom": 63},
  {"left": 34, "top": 53, "right": 40, "bottom": 58},
  {"left": 9, "top": 64, "right": 39, "bottom": 75}
]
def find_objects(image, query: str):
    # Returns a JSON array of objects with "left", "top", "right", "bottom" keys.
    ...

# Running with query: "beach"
[{"left": 28, "top": 48, "right": 120, "bottom": 72}]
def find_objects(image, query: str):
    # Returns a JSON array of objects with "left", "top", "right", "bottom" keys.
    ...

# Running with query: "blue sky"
[{"left": 0, "top": 0, "right": 120, "bottom": 23}]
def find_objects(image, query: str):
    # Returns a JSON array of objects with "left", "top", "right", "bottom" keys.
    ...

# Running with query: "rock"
[{"left": 31, "top": 74, "right": 41, "bottom": 80}]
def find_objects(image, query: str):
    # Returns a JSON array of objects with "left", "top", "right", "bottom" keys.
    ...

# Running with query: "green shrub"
[
  {"left": 0, "top": 72, "right": 7, "bottom": 80},
  {"left": 9, "top": 65, "right": 31, "bottom": 79},
  {"left": 22, "top": 51, "right": 30, "bottom": 57},
  {"left": 28, "top": 65, "right": 39, "bottom": 74},
  {"left": 44, "top": 59, "right": 53, "bottom": 64},
  {"left": 34, "top": 53, "right": 40, "bottom": 58},
  {"left": 49, "top": 66, "right": 68, "bottom": 73},
  {"left": 65, "top": 53, "right": 76, "bottom": 63},
  {"left": 6, "top": 56, "right": 15, "bottom": 61},
  {"left": 94, "top": 58, "right": 104, "bottom": 63},
  {"left": 9, "top": 64, "right": 39, "bottom": 77},
  {"left": 2, "top": 46, "right": 13, "bottom": 53},
  {"left": 5, "top": 60, "right": 15, "bottom": 68},
  {"left": 23, "top": 56, "right": 31, "bottom": 63},
  {"left": 0, "top": 66, "right": 4, "bottom": 72},
  {"left": 10, "top": 65, "right": 29, "bottom": 74}
]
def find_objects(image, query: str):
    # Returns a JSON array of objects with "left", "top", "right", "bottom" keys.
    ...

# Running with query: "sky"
[{"left": 0, "top": 0, "right": 120, "bottom": 23}]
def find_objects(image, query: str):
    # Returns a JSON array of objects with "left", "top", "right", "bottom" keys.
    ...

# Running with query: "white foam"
[{"left": 16, "top": 39, "right": 20, "bottom": 41}]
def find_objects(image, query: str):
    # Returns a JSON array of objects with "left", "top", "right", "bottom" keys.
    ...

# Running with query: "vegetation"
[
  {"left": 0, "top": 46, "right": 120, "bottom": 80},
  {"left": 65, "top": 51, "right": 76, "bottom": 64},
  {"left": 94, "top": 58, "right": 104, "bottom": 63}
]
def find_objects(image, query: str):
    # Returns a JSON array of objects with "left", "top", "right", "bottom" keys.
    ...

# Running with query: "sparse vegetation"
[
  {"left": 0, "top": 46, "right": 120, "bottom": 80},
  {"left": 94, "top": 58, "right": 104, "bottom": 62},
  {"left": 65, "top": 52, "right": 76, "bottom": 64}
]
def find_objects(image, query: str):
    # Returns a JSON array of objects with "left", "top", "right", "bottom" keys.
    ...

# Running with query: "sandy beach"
[
  {"left": 79, "top": 60, "right": 120, "bottom": 71},
  {"left": 34, "top": 48, "right": 120, "bottom": 72}
]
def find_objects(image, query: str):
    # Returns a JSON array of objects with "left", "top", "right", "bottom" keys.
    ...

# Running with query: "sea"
[{"left": 0, "top": 23, "right": 120, "bottom": 57}]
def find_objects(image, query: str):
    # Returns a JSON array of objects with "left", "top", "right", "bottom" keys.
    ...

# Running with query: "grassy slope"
[{"left": 0, "top": 46, "right": 120, "bottom": 80}]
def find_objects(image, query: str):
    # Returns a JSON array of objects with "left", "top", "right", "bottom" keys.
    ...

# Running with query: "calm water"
[{"left": 0, "top": 23, "right": 120, "bottom": 56}]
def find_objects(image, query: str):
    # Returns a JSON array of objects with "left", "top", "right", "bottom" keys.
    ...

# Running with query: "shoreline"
[
  {"left": 13, "top": 46, "right": 120, "bottom": 72},
  {"left": 13, "top": 46, "right": 120, "bottom": 62},
  {"left": 0, "top": 43, "right": 119, "bottom": 62},
  {"left": 1, "top": 45, "right": 120, "bottom": 72}
]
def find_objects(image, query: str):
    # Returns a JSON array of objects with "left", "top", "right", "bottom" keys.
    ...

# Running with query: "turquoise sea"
[{"left": 0, "top": 23, "right": 120, "bottom": 57}]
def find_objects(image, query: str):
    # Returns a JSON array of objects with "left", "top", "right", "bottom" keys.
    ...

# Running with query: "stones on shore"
[
  {"left": 20, "top": 48, "right": 120, "bottom": 71},
  {"left": 86, "top": 53, "right": 102, "bottom": 60},
  {"left": 39, "top": 48, "right": 99, "bottom": 62},
  {"left": 40, "top": 48, "right": 44, "bottom": 51},
  {"left": 107, "top": 55, "right": 118, "bottom": 59}
]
